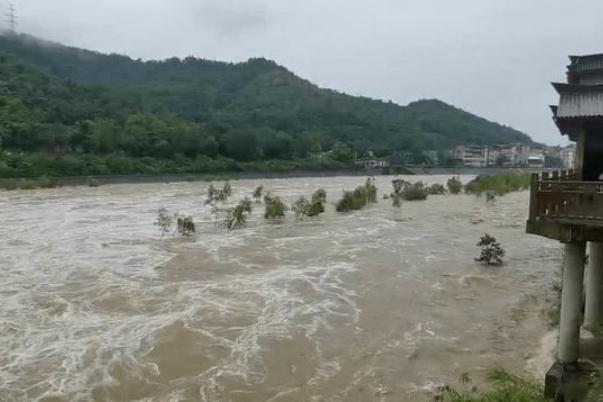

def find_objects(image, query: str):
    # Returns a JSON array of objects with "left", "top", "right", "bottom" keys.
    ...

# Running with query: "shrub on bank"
[{"left": 0, "top": 176, "right": 60, "bottom": 191}]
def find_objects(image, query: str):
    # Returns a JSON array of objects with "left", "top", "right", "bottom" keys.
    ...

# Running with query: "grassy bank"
[
  {"left": 464, "top": 171, "right": 531, "bottom": 196},
  {"left": 436, "top": 369, "right": 548, "bottom": 402},
  {"left": 0, "top": 152, "right": 351, "bottom": 179}
]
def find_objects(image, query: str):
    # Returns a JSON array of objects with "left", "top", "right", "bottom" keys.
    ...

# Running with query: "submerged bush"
[
  {"left": 154, "top": 207, "right": 173, "bottom": 238},
  {"left": 312, "top": 188, "right": 327, "bottom": 204},
  {"left": 447, "top": 177, "right": 463, "bottom": 194},
  {"left": 292, "top": 189, "right": 327, "bottom": 219},
  {"left": 464, "top": 171, "right": 530, "bottom": 196},
  {"left": 401, "top": 182, "right": 428, "bottom": 201},
  {"left": 264, "top": 195, "right": 288, "bottom": 219},
  {"left": 224, "top": 198, "right": 253, "bottom": 231},
  {"left": 176, "top": 215, "right": 196, "bottom": 236},
  {"left": 336, "top": 187, "right": 368, "bottom": 212},
  {"left": 336, "top": 179, "right": 377, "bottom": 212},
  {"left": 475, "top": 233, "right": 505, "bottom": 266},
  {"left": 427, "top": 183, "right": 446, "bottom": 195}
]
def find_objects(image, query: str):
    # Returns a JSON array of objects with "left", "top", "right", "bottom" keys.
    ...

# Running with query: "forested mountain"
[{"left": 0, "top": 33, "right": 533, "bottom": 177}]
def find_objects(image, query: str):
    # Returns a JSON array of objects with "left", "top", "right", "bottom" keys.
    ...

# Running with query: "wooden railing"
[{"left": 529, "top": 169, "right": 603, "bottom": 224}]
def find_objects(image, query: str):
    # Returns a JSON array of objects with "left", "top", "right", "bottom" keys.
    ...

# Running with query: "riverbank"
[{"left": 0, "top": 167, "right": 549, "bottom": 191}]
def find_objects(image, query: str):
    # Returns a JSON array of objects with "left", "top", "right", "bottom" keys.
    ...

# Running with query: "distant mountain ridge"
[{"left": 0, "top": 33, "right": 533, "bottom": 177}]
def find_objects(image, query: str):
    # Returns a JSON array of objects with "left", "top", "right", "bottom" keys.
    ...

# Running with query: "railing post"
[{"left": 529, "top": 173, "right": 539, "bottom": 220}]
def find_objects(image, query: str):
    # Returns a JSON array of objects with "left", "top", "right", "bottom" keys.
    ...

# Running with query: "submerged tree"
[
  {"left": 154, "top": 207, "right": 173, "bottom": 238},
  {"left": 475, "top": 233, "right": 505, "bottom": 266},
  {"left": 176, "top": 215, "right": 196, "bottom": 236},
  {"left": 206, "top": 182, "right": 233, "bottom": 204},
  {"left": 252, "top": 185, "right": 264, "bottom": 203},
  {"left": 365, "top": 178, "right": 378, "bottom": 203},
  {"left": 391, "top": 178, "right": 409, "bottom": 207},
  {"left": 224, "top": 197, "right": 253, "bottom": 231},
  {"left": 222, "top": 182, "right": 232, "bottom": 197},
  {"left": 205, "top": 184, "right": 218, "bottom": 205}
]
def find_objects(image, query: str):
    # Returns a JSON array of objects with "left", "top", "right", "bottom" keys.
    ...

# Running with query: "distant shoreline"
[{"left": 0, "top": 167, "right": 549, "bottom": 190}]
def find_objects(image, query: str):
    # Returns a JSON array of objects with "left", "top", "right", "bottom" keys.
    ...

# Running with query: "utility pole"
[{"left": 5, "top": 3, "right": 16, "bottom": 33}]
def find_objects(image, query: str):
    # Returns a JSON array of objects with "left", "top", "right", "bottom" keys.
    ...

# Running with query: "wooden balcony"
[{"left": 526, "top": 170, "right": 603, "bottom": 242}]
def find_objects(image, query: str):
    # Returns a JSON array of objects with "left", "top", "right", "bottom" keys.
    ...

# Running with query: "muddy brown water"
[{"left": 0, "top": 176, "right": 561, "bottom": 402}]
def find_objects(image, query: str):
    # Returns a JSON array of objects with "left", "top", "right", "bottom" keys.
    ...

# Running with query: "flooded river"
[{"left": 0, "top": 175, "right": 561, "bottom": 402}]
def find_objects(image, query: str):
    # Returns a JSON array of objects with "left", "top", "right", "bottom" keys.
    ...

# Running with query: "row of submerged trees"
[
  {"left": 153, "top": 176, "right": 457, "bottom": 236},
  {"left": 153, "top": 177, "right": 507, "bottom": 265},
  {"left": 153, "top": 174, "right": 524, "bottom": 241}
]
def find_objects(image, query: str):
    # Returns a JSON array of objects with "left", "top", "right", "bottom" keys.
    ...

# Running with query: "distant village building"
[
  {"left": 451, "top": 144, "right": 534, "bottom": 168},
  {"left": 560, "top": 144, "right": 576, "bottom": 168},
  {"left": 354, "top": 151, "right": 390, "bottom": 169},
  {"left": 452, "top": 145, "right": 489, "bottom": 167},
  {"left": 527, "top": 152, "right": 545, "bottom": 168}
]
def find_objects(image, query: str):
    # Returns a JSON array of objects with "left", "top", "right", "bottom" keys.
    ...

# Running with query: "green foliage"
[
  {"left": 427, "top": 183, "right": 446, "bottom": 195},
  {"left": 447, "top": 177, "right": 463, "bottom": 194},
  {"left": 154, "top": 208, "right": 173, "bottom": 238},
  {"left": 475, "top": 234, "right": 505, "bottom": 266},
  {"left": 0, "top": 176, "right": 59, "bottom": 190},
  {"left": 464, "top": 172, "right": 531, "bottom": 196},
  {"left": 264, "top": 195, "right": 288, "bottom": 219},
  {"left": 401, "top": 182, "right": 429, "bottom": 201},
  {"left": 436, "top": 369, "right": 548, "bottom": 402},
  {"left": 224, "top": 197, "right": 253, "bottom": 231},
  {"left": 0, "top": 34, "right": 534, "bottom": 178},
  {"left": 176, "top": 215, "right": 196, "bottom": 236}
]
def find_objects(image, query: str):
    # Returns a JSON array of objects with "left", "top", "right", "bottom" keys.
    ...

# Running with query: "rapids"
[{"left": 0, "top": 175, "right": 560, "bottom": 402}]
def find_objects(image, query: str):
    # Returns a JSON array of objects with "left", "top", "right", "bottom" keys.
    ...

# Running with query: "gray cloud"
[
  {"left": 192, "top": 0, "right": 271, "bottom": 38},
  {"left": 6, "top": 0, "right": 603, "bottom": 144}
]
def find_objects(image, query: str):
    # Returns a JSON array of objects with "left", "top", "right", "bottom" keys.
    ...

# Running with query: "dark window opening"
[{"left": 582, "top": 132, "right": 603, "bottom": 181}]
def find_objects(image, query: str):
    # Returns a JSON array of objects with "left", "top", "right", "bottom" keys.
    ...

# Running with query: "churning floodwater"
[{"left": 0, "top": 175, "right": 561, "bottom": 402}]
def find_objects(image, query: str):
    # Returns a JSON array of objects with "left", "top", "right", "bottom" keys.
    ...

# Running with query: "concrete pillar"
[
  {"left": 584, "top": 242, "right": 603, "bottom": 331},
  {"left": 558, "top": 242, "right": 586, "bottom": 364}
]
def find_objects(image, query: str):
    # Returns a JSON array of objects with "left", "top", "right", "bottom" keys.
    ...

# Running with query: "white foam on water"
[{"left": 0, "top": 177, "right": 561, "bottom": 401}]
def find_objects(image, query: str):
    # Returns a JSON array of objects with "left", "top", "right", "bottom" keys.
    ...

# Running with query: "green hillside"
[{"left": 0, "top": 33, "right": 533, "bottom": 178}]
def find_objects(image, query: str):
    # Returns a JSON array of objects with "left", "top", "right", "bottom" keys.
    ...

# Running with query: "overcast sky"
[{"left": 5, "top": 0, "right": 603, "bottom": 145}]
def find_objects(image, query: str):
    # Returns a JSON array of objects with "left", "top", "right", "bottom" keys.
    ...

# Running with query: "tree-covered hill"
[{"left": 0, "top": 33, "right": 533, "bottom": 178}]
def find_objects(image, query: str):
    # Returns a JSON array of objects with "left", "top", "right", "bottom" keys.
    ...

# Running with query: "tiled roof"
[{"left": 552, "top": 83, "right": 603, "bottom": 118}]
